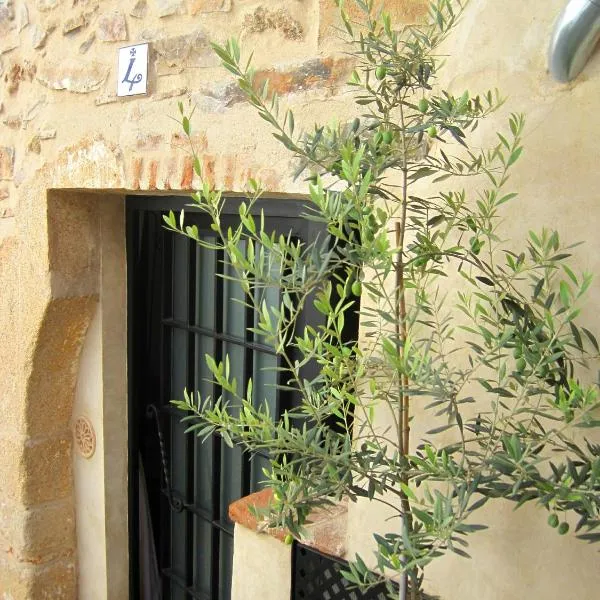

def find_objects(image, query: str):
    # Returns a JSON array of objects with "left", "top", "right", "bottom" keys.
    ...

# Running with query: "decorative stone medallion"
[{"left": 74, "top": 416, "right": 96, "bottom": 459}]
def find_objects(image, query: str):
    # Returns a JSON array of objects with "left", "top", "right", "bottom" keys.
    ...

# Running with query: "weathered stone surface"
[
  {"left": 35, "top": 0, "right": 63, "bottom": 10},
  {"left": 192, "top": 82, "right": 242, "bottom": 113},
  {"left": 0, "top": 32, "right": 19, "bottom": 55},
  {"left": 16, "top": 3, "right": 28, "bottom": 32},
  {"left": 79, "top": 32, "right": 95, "bottom": 54},
  {"left": 0, "top": 187, "right": 8, "bottom": 200},
  {"left": 134, "top": 131, "right": 164, "bottom": 150},
  {"left": 190, "top": 0, "right": 231, "bottom": 14},
  {"left": 22, "top": 97, "right": 47, "bottom": 124},
  {"left": 0, "top": 1, "right": 15, "bottom": 30},
  {"left": 193, "top": 57, "right": 353, "bottom": 113},
  {"left": 37, "top": 59, "right": 109, "bottom": 93},
  {"left": 155, "top": 0, "right": 185, "bottom": 18},
  {"left": 94, "top": 92, "right": 118, "bottom": 105},
  {"left": 38, "top": 128, "right": 57, "bottom": 140},
  {"left": 0, "top": 561, "right": 33, "bottom": 600},
  {"left": 31, "top": 25, "right": 49, "bottom": 49},
  {"left": 153, "top": 31, "right": 218, "bottom": 74},
  {"left": 130, "top": 0, "right": 147, "bottom": 19},
  {"left": 2, "top": 500, "right": 75, "bottom": 564},
  {"left": 0, "top": 146, "right": 15, "bottom": 179},
  {"left": 3, "top": 114, "right": 22, "bottom": 128},
  {"left": 62, "top": 13, "right": 85, "bottom": 34},
  {"left": 152, "top": 86, "right": 188, "bottom": 101},
  {"left": 319, "top": 0, "right": 428, "bottom": 42},
  {"left": 20, "top": 435, "right": 72, "bottom": 505},
  {"left": 97, "top": 10, "right": 127, "bottom": 42},
  {"left": 243, "top": 6, "right": 303, "bottom": 40},
  {"left": 29, "top": 559, "right": 76, "bottom": 599},
  {"left": 28, "top": 136, "right": 41, "bottom": 154},
  {"left": 5, "top": 61, "right": 37, "bottom": 94},
  {"left": 140, "top": 27, "right": 161, "bottom": 40}
]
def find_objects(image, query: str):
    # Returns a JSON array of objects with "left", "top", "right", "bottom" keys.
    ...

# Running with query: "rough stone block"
[
  {"left": 194, "top": 57, "right": 353, "bottom": 112},
  {"left": 62, "top": 13, "right": 85, "bottom": 35},
  {"left": 0, "top": 436, "right": 25, "bottom": 505},
  {"left": 0, "top": 499, "right": 75, "bottom": 564},
  {"left": 35, "top": 0, "right": 63, "bottom": 11},
  {"left": 319, "top": 0, "right": 429, "bottom": 42},
  {"left": 0, "top": 1, "right": 15, "bottom": 39},
  {"left": 0, "top": 562, "right": 33, "bottom": 600},
  {"left": 251, "top": 57, "right": 353, "bottom": 97},
  {"left": 0, "top": 145, "right": 15, "bottom": 179},
  {"left": 242, "top": 6, "right": 303, "bottom": 40},
  {"left": 37, "top": 59, "right": 109, "bottom": 93},
  {"left": 29, "top": 559, "right": 76, "bottom": 599},
  {"left": 97, "top": 10, "right": 128, "bottom": 42},
  {"left": 0, "top": 556, "right": 76, "bottom": 599},
  {"left": 5, "top": 61, "right": 37, "bottom": 94},
  {"left": 190, "top": 0, "right": 231, "bottom": 14},
  {"left": 130, "top": 0, "right": 148, "bottom": 19},
  {"left": 16, "top": 2, "right": 28, "bottom": 32},
  {"left": 38, "top": 129, "right": 57, "bottom": 140},
  {"left": 31, "top": 25, "right": 49, "bottom": 49},
  {"left": 22, "top": 435, "right": 73, "bottom": 505},
  {"left": 0, "top": 31, "right": 19, "bottom": 55},
  {"left": 155, "top": 0, "right": 186, "bottom": 18},
  {"left": 79, "top": 33, "right": 95, "bottom": 54},
  {"left": 28, "top": 136, "right": 41, "bottom": 154},
  {"left": 154, "top": 31, "right": 218, "bottom": 74},
  {"left": 25, "top": 297, "right": 98, "bottom": 438}
]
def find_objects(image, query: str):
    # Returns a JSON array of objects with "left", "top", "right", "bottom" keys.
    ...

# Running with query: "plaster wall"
[
  {"left": 346, "top": 2, "right": 600, "bottom": 600},
  {"left": 73, "top": 306, "right": 107, "bottom": 600},
  {"left": 0, "top": 0, "right": 599, "bottom": 598},
  {"left": 230, "top": 524, "right": 292, "bottom": 600}
]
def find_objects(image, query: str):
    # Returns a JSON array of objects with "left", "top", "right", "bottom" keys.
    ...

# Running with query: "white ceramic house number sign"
[{"left": 117, "top": 43, "right": 149, "bottom": 97}]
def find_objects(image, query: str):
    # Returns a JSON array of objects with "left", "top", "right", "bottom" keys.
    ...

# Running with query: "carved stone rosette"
[{"left": 74, "top": 416, "right": 96, "bottom": 459}]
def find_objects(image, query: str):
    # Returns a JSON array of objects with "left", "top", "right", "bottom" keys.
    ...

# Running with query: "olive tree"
[{"left": 165, "top": 1, "right": 600, "bottom": 598}]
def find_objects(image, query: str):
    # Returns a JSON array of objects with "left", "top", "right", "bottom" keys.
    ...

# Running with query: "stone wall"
[
  {"left": 0, "top": 0, "right": 429, "bottom": 597},
  {"left": 1, "top": 0, "right": 600, "bottom": 599}
]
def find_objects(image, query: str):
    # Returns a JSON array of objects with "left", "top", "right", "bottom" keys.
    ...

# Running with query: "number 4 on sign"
[{"left": 117, "top": 43, "right": 149, "bottom": 97}]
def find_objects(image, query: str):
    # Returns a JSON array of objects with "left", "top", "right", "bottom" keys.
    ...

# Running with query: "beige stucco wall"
[
  {"left": 0, "top": 0, "right": 599, "bottom": 598},
  {"left": 231, "top": 524, "right": 291, "bottom": 600},
  {"left": 347, "top": 2, "right": 600, "bottom": 600}
]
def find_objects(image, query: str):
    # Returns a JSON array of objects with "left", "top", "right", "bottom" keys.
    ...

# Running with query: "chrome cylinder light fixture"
[{"left": 549, "top": 0, "right": 600, "bottom": 82}]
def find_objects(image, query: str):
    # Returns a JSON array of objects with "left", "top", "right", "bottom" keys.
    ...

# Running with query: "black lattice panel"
[{"left": 292, "top": 544, "right": 392, "bottom": 600}]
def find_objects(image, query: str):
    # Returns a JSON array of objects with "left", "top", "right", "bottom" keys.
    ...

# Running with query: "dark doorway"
[{"left": 127, "top": 196, "right": 329, "bottom": 600}]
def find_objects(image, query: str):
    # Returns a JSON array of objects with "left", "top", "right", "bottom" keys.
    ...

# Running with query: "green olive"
[
  {"left": 418, "top": 98, "right": 429, "bottom": 113},
  {"left": 375, "top": 65, "right": 387, "bottom": 80},
  {"left": 352, "top": 281, "right": 362, "bottom": 296},
  {"left": 284, "top": 534, "right": 294, "bottom": 545},
  {"left": 382, "top": 131, "right": 393, "bottom": 144},
  {"left": 513, "top": 347, "right": 522, "bottom": 359},
  {"left": 427, "top": 126, "right": 438, "bottom": 138},
  {"left": 548, "top": 513, "right": 559, "bottom": 528},
  {"left": 558, "top": 522, "right": 569, "bottom": 535},
  {"left": 516, "top": 357, "right": 526, "bottom": 373}
]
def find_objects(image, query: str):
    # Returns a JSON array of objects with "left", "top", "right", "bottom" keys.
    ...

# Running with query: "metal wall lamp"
[{"left": 549, "top": 0, "right": 600, "bottom": 82}]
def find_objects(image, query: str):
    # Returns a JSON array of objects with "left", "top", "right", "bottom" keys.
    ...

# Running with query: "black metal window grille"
[
  {"left": 292, "top": 544, "right": 394, "bottom": 600},
  {"left": 128, "top": 196, "right": 327, "bottom": 600}
]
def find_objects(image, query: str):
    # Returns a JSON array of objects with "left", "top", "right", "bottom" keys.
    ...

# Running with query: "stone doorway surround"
[{"left": 0, "top": 135, "right": 309, "bottom": 599}]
